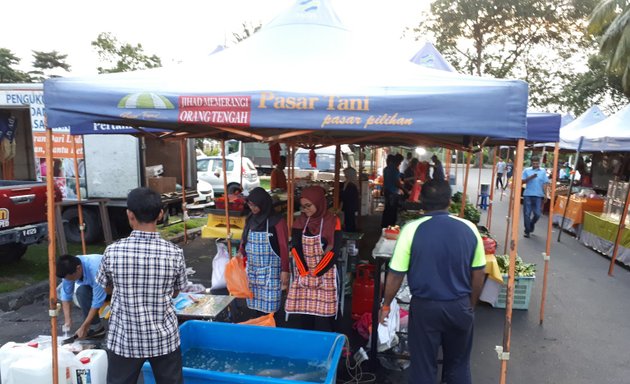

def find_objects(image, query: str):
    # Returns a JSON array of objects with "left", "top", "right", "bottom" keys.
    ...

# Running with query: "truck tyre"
[
  {"left": 0, "top": 243, "right": 28, "bottom": 263},
  {"left": 62, "top": 207, "right": 102, "bottom": 244}
]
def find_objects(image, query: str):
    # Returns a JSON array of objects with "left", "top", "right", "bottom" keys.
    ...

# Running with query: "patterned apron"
[
  {"left": 245, "top": 220, "right": 282, "bottom": 313},
  {"left": 285, "top": 219, "right": 338, "bottom": 317}
]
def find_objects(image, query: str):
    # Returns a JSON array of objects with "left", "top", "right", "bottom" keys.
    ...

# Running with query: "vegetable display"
[{"left": 495, "top": 254, "right": 536, "bottom": 277}]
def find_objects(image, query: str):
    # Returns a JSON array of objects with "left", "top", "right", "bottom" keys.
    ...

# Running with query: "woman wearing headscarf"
[
  {"left": 286, "top": 186, "right": 342, "bottom": 331},
  {"left": 238, "top": 187, "right": 289, "bottom": 315},
  {"left": 340, "top": 167, "right": 359, "bottom": 232}
]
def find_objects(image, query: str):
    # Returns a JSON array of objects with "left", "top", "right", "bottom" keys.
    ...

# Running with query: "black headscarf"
[{"left": 242, "top": 187, "right": 281, "bottom": 245}]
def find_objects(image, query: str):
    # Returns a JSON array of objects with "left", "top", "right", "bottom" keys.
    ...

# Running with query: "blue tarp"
[
  {"left": 44, "top": 0, "right": 528, "bottom": 142},
  {"left": 409, "top": 42, "right": 559, "bottom": 142}
]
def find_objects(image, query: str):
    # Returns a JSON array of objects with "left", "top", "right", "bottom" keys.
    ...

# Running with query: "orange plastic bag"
[
  {"left": 239, "top": 313, "right": 276, "bottom": 327},
  {"left": 225, "top": 256, "right": 253, "bottom": 299}
]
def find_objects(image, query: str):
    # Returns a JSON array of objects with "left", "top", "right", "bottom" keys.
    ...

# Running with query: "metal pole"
[
  {"left": 180, "top": 139, "right": 188, "bottom": 243},
  {"left": 499, "top": 139, "right": 525, "bottom": 384},
  {"left": 608, "top": 185, "right": 630, "bottom": 276},
  {"left": 221, "top": 140, "right": 232, "bottom": 256},
  {"left": 358, "top": 146, "right": 364, "bottom": 229},
  {"left": 540, "top": 142, "right": 559, "bottom": 324},
  {"left": 487, "top": 147, "right": 498, "bottom": 230},
  {"left": 72, "top": 137, "right": 87, "bottom": 254},
  {"left": 445, "top": 149, "right": 451, "bottom": 180},
  {"left": 460, "top": 151, "right": 472, "bottom": 218},
  {"left": 45, "top": 126, "right": 60, "bottom": 384},
  {"left": 476, "top": 149, "right": 483, "bottom": 200},
  {"left": 558, "top": 137, "right": 583, "bottom": 242},
  {"left": 334, "top": 145, "right": 341, "bottom": 211}
]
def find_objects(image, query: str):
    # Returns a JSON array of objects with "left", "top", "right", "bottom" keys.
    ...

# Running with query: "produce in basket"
[{"left": 495, "top": 254, "right": 536, "bottom": 277}]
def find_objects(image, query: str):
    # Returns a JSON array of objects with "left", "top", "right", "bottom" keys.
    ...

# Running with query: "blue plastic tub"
[{"left": 142, "top": 321, "right": 345, "bottom": 384}]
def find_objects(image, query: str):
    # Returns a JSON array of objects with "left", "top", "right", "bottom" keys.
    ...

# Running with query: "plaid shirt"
[{"left": 97, "top": 230, "right": 187, "bottom": 358}]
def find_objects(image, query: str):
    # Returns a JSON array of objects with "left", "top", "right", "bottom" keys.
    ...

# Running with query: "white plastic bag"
[{"left": 211, "top": 242, "right": 230, "bottom": 290}]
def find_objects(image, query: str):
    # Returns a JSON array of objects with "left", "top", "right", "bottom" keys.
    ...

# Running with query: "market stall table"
[
  {"left": 580, "top": 212, "right": 630, "bottom": 266},
  {"left": 552, "top": 195, "right": 604, "bottom": 234},
  {"left": 173, "top": 293, "right": 234, "bottom": 322}
]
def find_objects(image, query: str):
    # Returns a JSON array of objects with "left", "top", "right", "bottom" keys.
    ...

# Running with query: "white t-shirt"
[{"left": 496, "top": 161, "right": 506, "bottom": 173}]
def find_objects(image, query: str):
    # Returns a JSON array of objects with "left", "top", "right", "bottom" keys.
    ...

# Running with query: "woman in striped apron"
[
  {"left": 286, "top": 186, "right": 342, "bottom": 331},
  {"left": 239, "top": 187, "right": 289, "bottom": 315}
]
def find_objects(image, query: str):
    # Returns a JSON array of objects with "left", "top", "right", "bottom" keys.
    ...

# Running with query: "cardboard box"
[{"left": 148, "top": 177, "right": 177, "bottom": 194}]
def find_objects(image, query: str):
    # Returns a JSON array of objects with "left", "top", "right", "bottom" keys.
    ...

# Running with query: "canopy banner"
[{"left": 46, "top": 88, "right": 527, "bottom": 139}]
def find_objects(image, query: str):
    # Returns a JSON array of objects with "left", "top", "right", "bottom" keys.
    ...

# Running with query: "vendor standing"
[
  {"left": 286, "top": 186, "right": 342, "bottom": 331},
  {"left": 340, "top": 167, "right": 359, "bottom": 232},
  {"left": 56, "top": 254, "right": 107, "bottom": 339},
  {"left": 270, "top": 155, "right": 288, "bottom": 191},
  {"left": 381, "top": 154, "right": 404, "bottom": 228},
  {"left": 238, "top": 187, "right": 289, "bottom": 315}
]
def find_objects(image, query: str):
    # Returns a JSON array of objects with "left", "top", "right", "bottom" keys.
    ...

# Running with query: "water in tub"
[{"left": 183, "top": 348, "right": 328, "bottom": 382}]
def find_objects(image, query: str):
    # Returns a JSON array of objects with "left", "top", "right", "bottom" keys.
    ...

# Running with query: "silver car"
[{"left": 197, "top": 155, "right": 260, "bottom": 195}]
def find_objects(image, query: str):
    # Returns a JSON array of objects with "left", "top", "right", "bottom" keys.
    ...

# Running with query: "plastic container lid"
[
  {"left": 80, "top": 357, "right": 91, "bottom": 364},
  {"left": 27, "top": 342, "right": 38, "bottom": 348}
]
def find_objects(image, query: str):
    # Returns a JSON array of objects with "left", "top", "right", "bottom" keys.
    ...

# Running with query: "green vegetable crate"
[{"left": 493, "top": 275, "right": 535, "bottom": 310}]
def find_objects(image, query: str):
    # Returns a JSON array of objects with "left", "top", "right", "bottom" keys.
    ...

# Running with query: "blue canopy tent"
[{"left": 43, "top": 1, "right": 530, "bottom": 382}]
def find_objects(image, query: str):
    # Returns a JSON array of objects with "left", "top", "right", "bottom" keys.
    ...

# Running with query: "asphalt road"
[{"left": 1, "top": 168, "right": 630, "bottom": 383}]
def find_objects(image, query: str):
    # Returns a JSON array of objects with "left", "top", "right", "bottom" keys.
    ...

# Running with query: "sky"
[{"left": 1, "top": 0, "right": 432, "bottom": 77}]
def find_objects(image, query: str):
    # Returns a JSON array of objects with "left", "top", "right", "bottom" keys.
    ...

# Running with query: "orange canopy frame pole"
[
  {"left": 454, "top": 150, "right": 459, "bottom": 186},
  {"left": 72, "top": 137, "right": 87, "bottom": 255},
  {"left": 45, "top": 126, "right": 60, "bottom": 384},
  {"left": 180, "top": 139, "right": 188, "bottom": 243},
  {"left": 445, "top": 149, "right": 452, "bottom": 179},
  {"left": 499, "top": 139, "right": 525, "bottom": 384},
  {"left": 503, "top": 179, "right": 516, "bottom": 255},
  {"left": 333, "top": 145, "right": 341, "bottom": 211},
  {"left": 487, "top": 146, "right": 498, "bottom": 231},
  {"left": 221, "top": 139, "right": 232, "bottom": 256},
  {"left": 476, "top": 150, "right": 483, "bottom": 201},
  {"left": 540, "top": 142, "right": 559, "bottom": 324},
  {"left": 608, "top": 185, "right": 630, "bottom": 276},
  {"left": 460, "top": 151, "right": 472, "bottom": 218}
]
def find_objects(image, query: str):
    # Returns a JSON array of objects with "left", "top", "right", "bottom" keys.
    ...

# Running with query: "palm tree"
[{"left": 589, "top": 0, "right": 630, "bottom": 96}]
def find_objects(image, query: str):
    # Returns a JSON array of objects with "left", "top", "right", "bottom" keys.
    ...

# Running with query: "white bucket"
[
  {"left": 73, "top": 349, "right": 108, "bottom": 384},
  {"left": 5, "top": 346, "right": 78, "bottom": 384}
]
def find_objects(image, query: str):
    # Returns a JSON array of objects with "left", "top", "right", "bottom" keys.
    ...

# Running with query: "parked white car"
[
  {"left": 197, "top": 155, "right": 260, "bottom": 195},
  {"left": 196, "top": 179, "right": 215, "bottom": 201}
]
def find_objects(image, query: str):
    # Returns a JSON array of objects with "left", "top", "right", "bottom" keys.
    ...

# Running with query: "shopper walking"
[
  {"left": 522, "top": 155, "right": 549, "bottom": 238},
  {"left": 496, "top": 157, "right": 506, "bottom": 190},
  {"left": 379, "top": 179, "right": 486, "bottom": 384}
]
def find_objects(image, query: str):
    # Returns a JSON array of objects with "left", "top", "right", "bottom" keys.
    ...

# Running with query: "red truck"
[{"left": 0, "top": 180, "right": 50, "bottom": 262}]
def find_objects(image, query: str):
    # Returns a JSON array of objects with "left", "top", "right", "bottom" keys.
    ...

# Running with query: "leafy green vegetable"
[{"left": 495, "top": 254, "right": 536, "bottom": 277}]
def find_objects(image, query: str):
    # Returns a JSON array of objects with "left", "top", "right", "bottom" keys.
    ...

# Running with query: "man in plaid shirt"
[{"left": 97, "top": 187, "right": 188, "bottom": 384}]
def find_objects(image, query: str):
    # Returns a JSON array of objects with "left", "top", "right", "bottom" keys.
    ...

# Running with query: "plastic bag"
[
  {"left": 225, "top": 256, "right": 253, "bottom": 299},
  {"left": 211, "top": 242, "right": 230, "bottom": 290},
  {"left": 239, "top": 313, "right": 276, "bottom": 327}
]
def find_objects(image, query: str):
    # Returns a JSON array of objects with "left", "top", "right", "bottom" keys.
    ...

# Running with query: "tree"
[
  {"left": 91, "top": 32, "right": 162, "bottom": 74},
  {"left": 414, "top": 0, "right": 599, "bottom": 110},
  {"left": 588, "top": 0, "right": 630, "bottom": 96},
  {"left": 0, "top": 48, "right": 30, "bottom": 83},
  {"left": 559, "top": 53, "right": 628, "bottom": 114},
  {"left": 29, "top": 50, "right": 71, "bottom": 82}
]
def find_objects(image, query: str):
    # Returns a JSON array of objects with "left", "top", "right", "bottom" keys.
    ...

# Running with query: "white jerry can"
[
  {"left": 6, "top": 346, "right": 78, "bottom": 384},
  {"left": 73, "top": 349, "right": 108, "bottom": 384}
]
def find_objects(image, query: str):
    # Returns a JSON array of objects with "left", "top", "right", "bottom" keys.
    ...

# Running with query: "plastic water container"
[
  {"left": 0, "top": 342, "right": 40, "bottom": 384},
  {"left": 6, "top": 346, "right": 78, "bottom": 384},
  {"left": 73, "top": 349, "right": 108, "bottom": 384}
]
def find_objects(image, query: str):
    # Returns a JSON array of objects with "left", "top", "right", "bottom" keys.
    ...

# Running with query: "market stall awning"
[
  {"left": 409, "top": 43, "right": 559, "bottom": 143},
  {"left": 559, "top": 105, "right": 609, "bottom": 151},
  {"left": 44, "top": 0, "right": 527, "bottom": 147}
]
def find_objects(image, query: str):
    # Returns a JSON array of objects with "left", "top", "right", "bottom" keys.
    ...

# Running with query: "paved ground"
[{"left": 2, "top": 167, "right": 630, "bottom": 383}]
